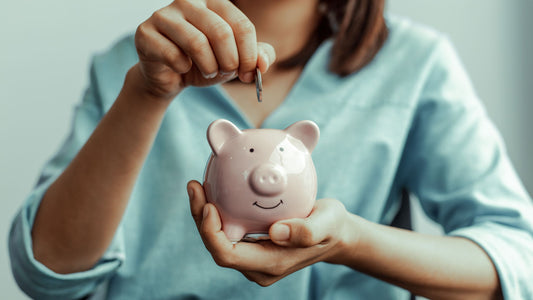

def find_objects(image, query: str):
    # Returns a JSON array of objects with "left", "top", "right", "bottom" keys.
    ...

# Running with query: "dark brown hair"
[{"left": 278, "top": 0, "right": 388, "bottom": 76}]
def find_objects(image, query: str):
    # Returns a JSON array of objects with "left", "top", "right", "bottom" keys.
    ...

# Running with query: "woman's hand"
[
  {"left": 133, "top": 0, "right": 276, "bottom": 101},
  {"left": 187, "top": 180, "right": 502, "bottom": 298},
  {"left": 187, "top": 180, "right": 354, "bottom": 286}
]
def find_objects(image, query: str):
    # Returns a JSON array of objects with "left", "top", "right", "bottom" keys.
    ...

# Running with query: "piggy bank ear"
[
  {"left": 207, "top": 119, "right": 242, "bottom": 155},
  {"left": 284, "top": 120, "right": 320, "bottom": 153}
]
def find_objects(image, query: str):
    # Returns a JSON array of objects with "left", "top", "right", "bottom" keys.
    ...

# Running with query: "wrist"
[
  {"left": 326, "top": 212, "right": 370, "bottom": 265},
  {"left": 123, "top": 64, "right": 183, "bottom": 106}
]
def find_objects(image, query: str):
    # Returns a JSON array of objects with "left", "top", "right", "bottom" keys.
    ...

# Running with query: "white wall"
[
  {"left": 1, "top": 1, "right": 531, "bottom": 298},
  {"left": 0, "top": 1, "right": 169, "bottom": 298}
]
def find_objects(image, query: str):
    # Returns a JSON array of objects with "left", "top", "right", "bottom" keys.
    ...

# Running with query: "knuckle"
[
  {"left": 135, "top": 23, "right": 148, "bottom": 39},
  {"left": 134, "top": 28, "right": 151, "bottom": 59},
  {"left": 162, "top": 48, "right": 189, "bottom": 72},
  {"left": 171, "top": 0, "right": 184, "bottom": 9},
  {"left": 135, "top": 25, "right": 149, "bottom": 49},
  {"left": 179, "top": 58, "right": 193, "bottom": 73},
  {"left": 179, "top": 0, "right": 205, "bottom": 11},
  {"left": 187, "top": 35, "right": 209, "bottom": 54},
  {"left": 162, "top": 48, "right": 179, "bottom": 64},
  {"left": 224, "top": 62, "right": 239, "bottom": 73},
  {"left": 234, "top": 17, "right": 255, "bottom": 36},
  {"left": 332, "top": 198, "right": 347, "bottom": 212},
  {"left": 220, "top": 57, "right": 239, "bottom": 72},
  {"left": 239, "top": 56, "right": 256, "bottom": 69},
  {"left": 151, "top": 9, "right": 169, "bottom": 24},
  {"left": 150, "top": 10, "right": 163, "bottom": 23},
  {"left": 211, "top": 22, "right": 233, "bottom": 42}
]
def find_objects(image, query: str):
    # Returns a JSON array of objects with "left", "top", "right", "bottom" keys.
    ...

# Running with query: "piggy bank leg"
[{"left": 223, "top": 223, "right": 247, "bottom": 244}]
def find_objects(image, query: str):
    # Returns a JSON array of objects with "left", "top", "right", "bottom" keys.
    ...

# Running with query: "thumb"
[
  {"left": 257, "top": 42, "right": 276, "bottom": 73},
  {"left": 270, "top": 218, "right": 328, "bottom": 248},
  {"left": 269, "top": 199, "right": 345, "bottom": 247}
]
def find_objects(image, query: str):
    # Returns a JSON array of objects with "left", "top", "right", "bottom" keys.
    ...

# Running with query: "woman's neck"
[{"left": 234, "top": 0, "right": 320, "bottom": 65}]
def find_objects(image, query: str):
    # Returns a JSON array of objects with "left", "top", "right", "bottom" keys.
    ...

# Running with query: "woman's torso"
[{"left": 91, "top": 15, "right": 442, "bottom": 299}]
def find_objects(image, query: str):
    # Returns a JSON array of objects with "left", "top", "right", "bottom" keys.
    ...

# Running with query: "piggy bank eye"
[
  {"left": 249, "top": 148, "right": 255, "bottom": 153},
  {"left": 279, "top": 147, "right": 284, "bottom": 152}
]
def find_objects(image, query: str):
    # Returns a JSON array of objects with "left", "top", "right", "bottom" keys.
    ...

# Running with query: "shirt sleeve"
[
  {"left": 8, "top": 60, "right": 125, "bottom": 300},
  {"left": 400, "top": 37, "right": 533, "bottom": 299}
]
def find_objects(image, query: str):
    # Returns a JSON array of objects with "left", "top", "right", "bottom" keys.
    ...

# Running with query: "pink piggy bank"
[{"left": 203, "top": 119, "right": 320, "bottom": 242}]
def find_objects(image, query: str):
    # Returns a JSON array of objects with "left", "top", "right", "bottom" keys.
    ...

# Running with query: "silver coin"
[{"left": 255, "top": 68, "right": 263, "bottom": 102}]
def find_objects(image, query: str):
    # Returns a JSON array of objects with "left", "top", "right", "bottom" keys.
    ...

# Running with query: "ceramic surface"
[{"left": 203, "top": 119, "right": 320, "bottom": 242}]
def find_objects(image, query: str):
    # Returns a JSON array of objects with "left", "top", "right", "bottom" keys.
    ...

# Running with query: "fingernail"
[
  {"left": 203, "top": 205, "right": 209, "bottom": 219},
  {"left": 271, "top": 224, "right": 290, "bottom": 241},
  {"left": 202, "top": 71, "right": 218, "bottom": 79},
  {"left": 220, "top": 70, "right": 237, "bottom": 77},
  {"left": 187, "top": 187, "right": 194, "bottom": 199},
  {"left": 242, "top": 71, "right": 254, "bottom": 83}
]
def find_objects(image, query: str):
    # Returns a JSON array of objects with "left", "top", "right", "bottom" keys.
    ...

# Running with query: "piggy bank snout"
[{"left": 249, "top": 164, "right": 288, "bottom": 196}]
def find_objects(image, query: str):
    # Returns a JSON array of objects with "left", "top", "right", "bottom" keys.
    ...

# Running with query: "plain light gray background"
[{"left": 1, "top": 1, "right": 531, "bottom": 298}]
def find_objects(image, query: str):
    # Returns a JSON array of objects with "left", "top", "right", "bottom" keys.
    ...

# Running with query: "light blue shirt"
[{"left": 9, "top": 16, "right": 533, "bottom": 299}]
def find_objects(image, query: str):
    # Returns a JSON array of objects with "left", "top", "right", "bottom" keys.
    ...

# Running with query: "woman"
[{"left": 9, "top": 0, "right": 533, "bottom": 299}]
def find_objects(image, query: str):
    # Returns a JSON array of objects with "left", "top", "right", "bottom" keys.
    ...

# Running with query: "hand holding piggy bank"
[{"left": 203, "top": 119, "right": 320, "bottom": 242}]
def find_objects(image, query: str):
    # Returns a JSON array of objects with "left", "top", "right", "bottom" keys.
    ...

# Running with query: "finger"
[
  {"left": 200, "top": 204, "right": 236, "bottom": 264},
  {"left": 257, "top": 42, "right": 276, "bottom": 73},
  {"left": 242, "top": 253, "right": 319, "bottom": 286},
  {"left": 270, "top": 199, "right": 345, "bottom": 247},
  {"left": 208, "top": 0, "right": 258, "bottom": 82},
  {"left": 198, "top": 207, "right": 295, "bottom": 273},
  {"left": 152, "top": 8, "right": 219, "bottom": 78},
  {"left": 187, "top": 180, "right": 207, "bottom": 230},
  {"left": 184, "top": 4, "right": 239, "bottom": 74},
  {"left": 232, "top": 241, "right": 325, "bottom": 275},
  {"left": 135, "top": 22, "right": 193, "bottom": 74}
]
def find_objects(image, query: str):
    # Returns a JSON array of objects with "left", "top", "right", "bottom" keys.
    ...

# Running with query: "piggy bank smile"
[
  {"left": 253, "top": 199, "right": 284, "bottom": 210},
  {"left": 203, "top": 119, "right": 319, "bottom": 242}
]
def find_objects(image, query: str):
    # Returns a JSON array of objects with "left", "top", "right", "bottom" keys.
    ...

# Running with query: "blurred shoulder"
[
  {"left": 378, "top": 14, "right": 462, "bottom": 73},
  {"left": 384, "top": 14, "right": 448, "bottom": 54},
  {"left": 384, "top": 14, "right": 472, "bottom": 84},
  {"left": 92, "top": 33, "right": 137, "bottom": 72},
  {"left": 329, "top": 15, "right": 467, "bottom": 109},
  {"left": 380, "top": 15, "right": 477, "bottom": 107}
]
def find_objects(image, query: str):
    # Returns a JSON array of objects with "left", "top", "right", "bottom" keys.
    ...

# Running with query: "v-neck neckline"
[{"left": 211, "top": 39, "right": 333, "bottom": 129}]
